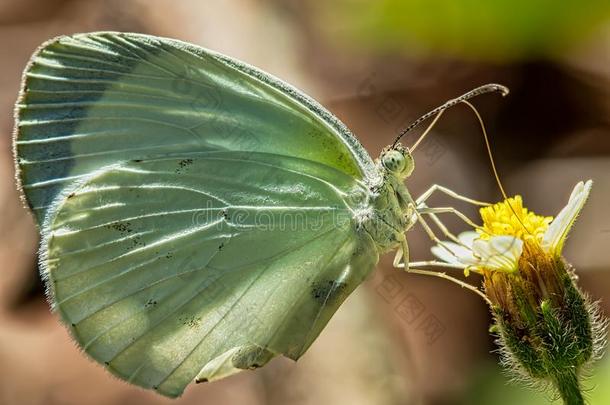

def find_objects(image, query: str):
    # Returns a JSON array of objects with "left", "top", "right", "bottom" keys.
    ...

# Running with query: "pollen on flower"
[{"left": 477, "top": 195, "right": 552, "bottom": 243}]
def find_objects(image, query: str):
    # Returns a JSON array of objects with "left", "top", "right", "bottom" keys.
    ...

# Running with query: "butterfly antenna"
[
  {"left": 392, "top": 83, "right": 509, "bottom": 149},
  {"left": 461, "top": 100, "right": 533, "bottom": 237}
]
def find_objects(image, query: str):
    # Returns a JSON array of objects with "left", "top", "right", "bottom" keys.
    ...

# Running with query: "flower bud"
[{"left": 485, "top": 240, "right": 606, "bottom": 404}]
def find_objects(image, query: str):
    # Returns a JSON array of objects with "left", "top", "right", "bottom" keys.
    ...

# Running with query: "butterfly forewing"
[{"left": 15, "top": 32, "right": 378, "bottom": 224}]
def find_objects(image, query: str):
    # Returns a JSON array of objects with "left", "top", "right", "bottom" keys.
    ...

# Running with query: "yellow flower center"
[{"left": 478, "top": 195, "right": 552, "bottom": 243}]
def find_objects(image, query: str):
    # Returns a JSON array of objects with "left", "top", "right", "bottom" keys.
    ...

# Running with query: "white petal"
[
  {"left": 431, "top": 241, "right": 477, "bottom": 267},
  {"left": 458, "top": 231, "right": 480, "bottom": 247},
  {"left": 473, "top": 236, "right": 523, "bottom": 272},
  {"left": 431, "top": 245, "right": 462, "bottom": 265},
  {"left": 543, "top": 180, "right": 592, "bottom": 256},
  {"left": 489, "top": 237, "right": 524, "bottom": 268}
]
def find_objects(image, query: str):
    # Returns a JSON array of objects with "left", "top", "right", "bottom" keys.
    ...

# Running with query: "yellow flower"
[
  {"left": 477, "top": 195, "right": 552, "bottom": 243},
  {"left": 432, "top": 180, "right": 593, "bottom": 274}
]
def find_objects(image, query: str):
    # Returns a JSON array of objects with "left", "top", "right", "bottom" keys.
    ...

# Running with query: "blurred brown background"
[{"left": 1, "top": 1, "right": 610, "bottom": 404}]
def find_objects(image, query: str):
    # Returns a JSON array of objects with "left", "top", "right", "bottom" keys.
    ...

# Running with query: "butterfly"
[{"left": 13, "top": 32, "right": 507, "bottom": 397}]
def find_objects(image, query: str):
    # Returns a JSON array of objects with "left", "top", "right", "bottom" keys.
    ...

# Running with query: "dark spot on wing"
[
  {"left": 175, "top": 158, "right": 194, "bottom": 173},
  {"left": 132, "top": 235, "right": 145, "bottom": 247},
  {"left": 179, "top": 315, "right": 202, "bottom": 328},
  {"left": 106, "top": 221, "right": 133, "bottom": 234},
  {"left": 220, "top": 209, "right": 230, "bottom": 221},
  {"left": 311, "top": 280, "right": 348, "bottom": 305},
  {"left": 145, "top": 299, "right": 158, "bottom": 308}
]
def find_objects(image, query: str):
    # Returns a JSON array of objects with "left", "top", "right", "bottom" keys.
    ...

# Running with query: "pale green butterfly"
[{"left": 13, "top": 32, "right": 507, "bottom": 397}]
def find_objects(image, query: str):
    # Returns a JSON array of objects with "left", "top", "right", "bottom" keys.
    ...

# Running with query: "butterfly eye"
[{"left": 381, "top": 149, "right": 414, "bottom": 177}]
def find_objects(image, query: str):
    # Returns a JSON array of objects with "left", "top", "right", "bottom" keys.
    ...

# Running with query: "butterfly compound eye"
[{"left": 381, "top": 148, "right": 414, "bottom": 178}]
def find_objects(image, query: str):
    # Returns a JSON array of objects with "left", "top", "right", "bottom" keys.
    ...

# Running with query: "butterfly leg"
[
  {"left": 408, "top": 260, "right": 470, "bottom": 270},
  {"left": 410, "top": 205, "right": 469, "bottom": 262},
  {"left": 414, "top": 185, "right": 483, "bottom": 251},
  {"left": 418, "top": 205, "right": 479, "bottom": 228},
  {"left": 416, "top": 204, "right": 481, "bottom": 253},
  {"left": 391, "top": 189, "right": 490, "bottom": 302},
  {"left": 407, "top": 207, "right": 483, "bottom": 271},
  {"left": 393, "top": 233, "right": 409, "bottom": 270},
  {"left": 395, "top": 239, "right": 490, "bottom": 305},
  {"left": 416, "top": 184, "right": 490, "bottom": 206}
]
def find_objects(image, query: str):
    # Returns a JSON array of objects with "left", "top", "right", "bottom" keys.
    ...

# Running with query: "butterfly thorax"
[{"left": 361, "top": 166, "right": 416, "bottom": 254}]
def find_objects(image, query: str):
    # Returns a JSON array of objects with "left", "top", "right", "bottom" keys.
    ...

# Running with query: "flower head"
[
  {"left": 430, "top": 180, "right": 606, "bottom": 404},
  {"left": 433, "top": 180, "right": 592, "bottom": 275}
]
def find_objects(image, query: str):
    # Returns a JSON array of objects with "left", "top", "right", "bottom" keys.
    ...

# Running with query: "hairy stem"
[{"left": 554, "top": 370, "right": 584, "bottom": 405}]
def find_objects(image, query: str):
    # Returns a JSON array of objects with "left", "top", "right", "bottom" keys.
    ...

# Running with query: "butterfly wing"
[
  {"left": 43, "top": 152, "right": 378, "bottom": 397},
  {"left": 18, "top": 31, "right": 383, "bottom": 396},
  {"left": 14, "top": 32, "right": 379, "bottom": 224}
]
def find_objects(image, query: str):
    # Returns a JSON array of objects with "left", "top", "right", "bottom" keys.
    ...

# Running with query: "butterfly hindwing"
[{"left": 42, "top": 152, "right": 378, "bottom": 397}]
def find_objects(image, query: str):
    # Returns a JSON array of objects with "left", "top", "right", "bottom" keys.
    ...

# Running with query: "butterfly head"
[{"left": 380, "top": 144, "right": 414, "bottom": 179}]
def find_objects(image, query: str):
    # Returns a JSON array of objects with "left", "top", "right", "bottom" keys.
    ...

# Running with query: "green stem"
[{"left": 553, "top": 370, "right": 584, "bottom": 405}]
